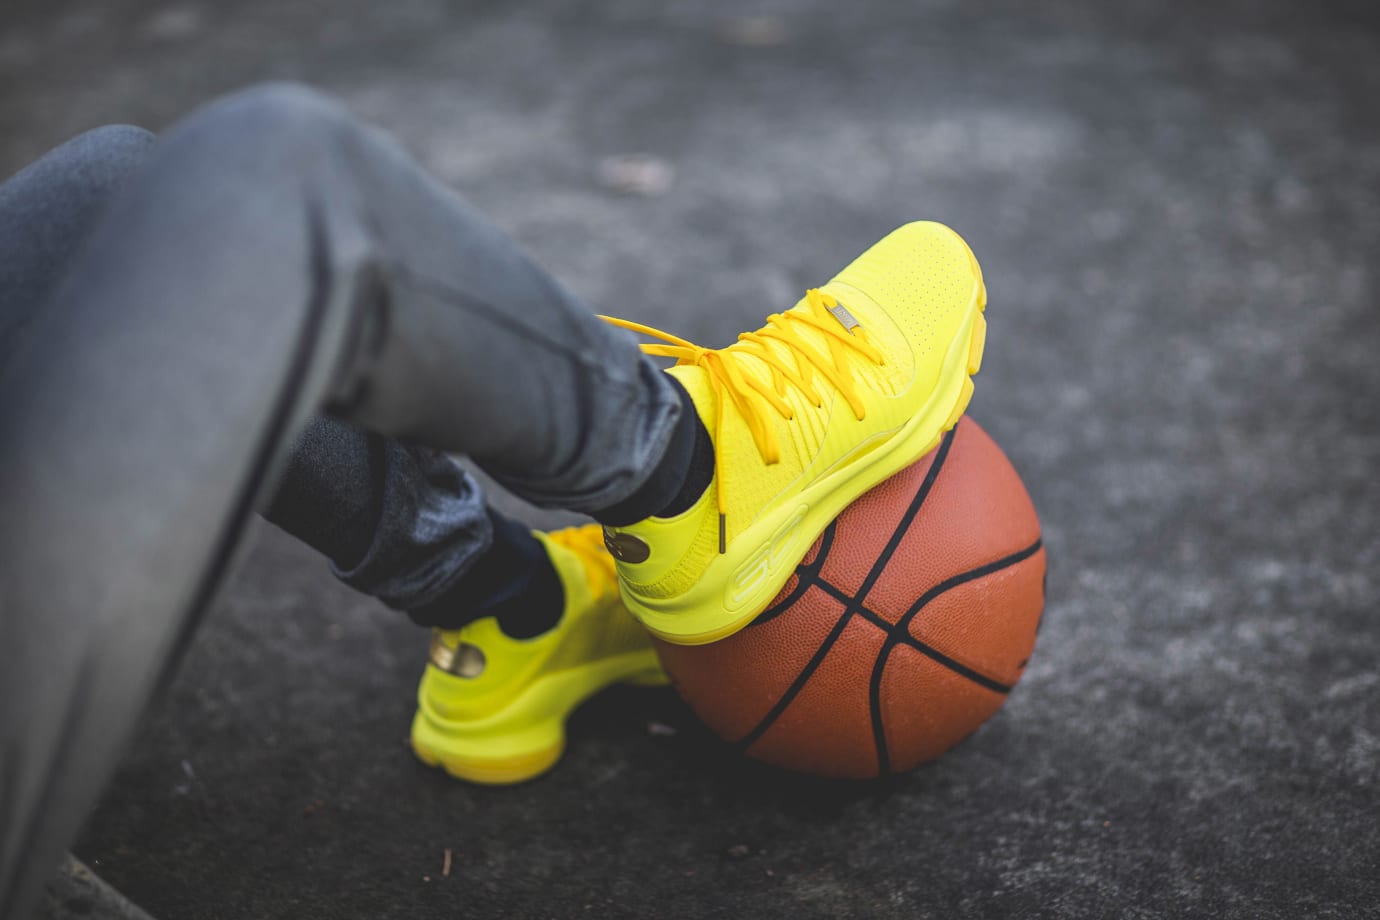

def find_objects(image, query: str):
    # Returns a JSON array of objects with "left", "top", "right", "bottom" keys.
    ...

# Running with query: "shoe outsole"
[
  {"left": 412, "top": 733, "right": 567, "bottom": 786},
  {"left": 628, "top": 228, "right": 988, "bottom": 645},
  {"left": 411, "top": 655, "right": 667, "bottom": 786}
]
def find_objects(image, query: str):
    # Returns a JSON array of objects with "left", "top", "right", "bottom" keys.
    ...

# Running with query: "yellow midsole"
[{"left": 411, "top": 649, "right": 664, "bottom": 784}]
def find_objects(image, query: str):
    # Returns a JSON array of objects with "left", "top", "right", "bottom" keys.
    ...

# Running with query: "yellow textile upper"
[
  {"left": 600, "top": 221, "right": 987, "bottom": 645},
  {"left": 603, "top": 288, "right": 886, "bottom": 545},
  {"left": 411, "top": 525, "right": 665, "bottom": 784}
]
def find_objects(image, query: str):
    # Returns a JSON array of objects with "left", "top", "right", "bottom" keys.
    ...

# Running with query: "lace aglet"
[{"left": 718, "top": 514, "right": 726, "bottom": 554}]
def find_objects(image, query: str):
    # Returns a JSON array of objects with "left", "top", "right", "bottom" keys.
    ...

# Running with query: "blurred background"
[{"left": 3, "top": 0, "right": 1378, "bottom": 918}]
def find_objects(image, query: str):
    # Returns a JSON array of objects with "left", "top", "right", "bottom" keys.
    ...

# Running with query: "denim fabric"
[
  {"left": 1, "top": 125, "right": 157, "bottom": 360},
  {"left": 0, "top": 88, "right": 694, "bottom": 919},
  {"left": 0, "top": 87, "right": 684, "bottom": 610},
  {"left": 267, "top": 417, "right": 493, "bottom": 611}
]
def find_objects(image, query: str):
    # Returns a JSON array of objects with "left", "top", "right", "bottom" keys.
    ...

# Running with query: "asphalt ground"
[{"left": 3, "top": 0, "right": 1379, "bottom": 917}]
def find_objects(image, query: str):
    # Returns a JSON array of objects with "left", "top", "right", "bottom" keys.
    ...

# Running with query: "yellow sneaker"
[
  {"left": 410, "top": 524, "right": 667, "bottom": 785},
  {"left": 600, "top": 221, "right": 987, "bottom": 645}
]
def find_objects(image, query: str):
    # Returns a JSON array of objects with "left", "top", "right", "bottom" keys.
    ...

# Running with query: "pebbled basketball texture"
[{"left": 652, "top": 417, "right": 1046, "bottom": 779}]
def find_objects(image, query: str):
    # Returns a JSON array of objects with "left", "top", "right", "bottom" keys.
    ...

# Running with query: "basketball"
[{"left": 652, "top": 417, "right": 1046, "bottom": 779}]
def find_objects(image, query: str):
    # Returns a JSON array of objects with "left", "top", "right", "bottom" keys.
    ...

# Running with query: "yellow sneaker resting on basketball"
[
  {"left": 600, "top": 221, "right": 987, "bottom": 646},
  {"left": 410, "top": 525, "right": 667, "bottom": 785}
]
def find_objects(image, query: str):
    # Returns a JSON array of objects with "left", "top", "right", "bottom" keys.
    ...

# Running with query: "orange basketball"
[{"left": 652, "top": 417, "right": 1046, "bottom": 779}]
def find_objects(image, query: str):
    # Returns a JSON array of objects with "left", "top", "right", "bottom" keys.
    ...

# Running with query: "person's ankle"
[
  {"left": 408, "top": 508, "right": 564, "bottom": 639},
  {"left": 592, "top": 377, "right": 714, "bottom": 526}
]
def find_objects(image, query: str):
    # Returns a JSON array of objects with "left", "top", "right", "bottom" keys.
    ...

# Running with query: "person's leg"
[
  {"left": 65, "top": 82, "right": 696, "bottom": 515},
  {"left": 0, "top": 125, "right": 156, "bottom": 358},
  {"left": 264, "top": 418, "right": 565, "bottom": 637},
  {"left": 0, "top": 84, "right": 706, "bottom": 919},
  {"left": 0, "top": 121, "right": 590, "bottom": 639},
  {"left": 0, "top": 125, "right": 612, "bottom": 920},
  {"left": 0, "top": 124, "right": 522, "bottom": 634},
  {"left": 0, "top": 125, "right": 174, "bottom": 920}
]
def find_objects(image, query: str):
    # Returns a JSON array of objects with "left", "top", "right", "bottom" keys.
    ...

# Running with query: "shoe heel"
[{"left": 411, "top": 711, "right": 566, "bottom": 786}]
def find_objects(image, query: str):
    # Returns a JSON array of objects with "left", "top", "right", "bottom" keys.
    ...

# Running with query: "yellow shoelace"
[{"left": 601, "top": 290, "right": 885, "bottom": 550}]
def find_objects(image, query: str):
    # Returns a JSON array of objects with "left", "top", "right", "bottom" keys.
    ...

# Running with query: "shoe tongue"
[{"left": 667, "top": 362, "right": 718, "bottom": 430}]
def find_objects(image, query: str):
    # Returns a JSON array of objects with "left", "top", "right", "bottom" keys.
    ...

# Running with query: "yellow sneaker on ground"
[
  {"left": 601, "top": 221, "right": 987, "bottom": 646},
  {"left": 410, "top": 525, "right": 667, "bottom": 785}
]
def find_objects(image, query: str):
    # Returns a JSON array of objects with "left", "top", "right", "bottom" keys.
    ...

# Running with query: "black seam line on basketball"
[
  {"left": 851, "top": 427, "right": 957, "bottom": 610},
  {"left": 731, "top": 603, "right": 855, "bottom": 752},
  {"left": 812, "top": 577, "right": 1015, "bottom": 695},
  {"left": 868, "top": 537, "right": 1044, "bottom": 775},
  {"left": 841, "top": 427, "right": 954, "bottom": 777},
  {"left": 747, "top": 520, "right": 838, "bottom": 628},
  {"left": 891, "top": 539, "right": 1044, "bottom": 646},
  {"left": 733, "top": 429, "right": 957, "bottom": 758}
]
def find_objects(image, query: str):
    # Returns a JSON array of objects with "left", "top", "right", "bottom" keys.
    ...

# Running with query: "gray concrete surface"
[{"left": 3, "top": 0, "right": 1378, "bottom": 917}]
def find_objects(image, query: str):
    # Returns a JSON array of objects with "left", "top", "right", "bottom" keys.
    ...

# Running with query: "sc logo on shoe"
[{"left": 727, "top": 507, "right": 807, "bottom": 611}]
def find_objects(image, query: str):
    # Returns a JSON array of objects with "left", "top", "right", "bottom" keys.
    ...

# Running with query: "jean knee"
[
  {"left": 40, "top": 125, "right": 156, "bottom": 192},
  {"left": 67, "top": 124, "right": 156, "bottom": 166},
  {"left": 184, "top": 82, "right": 352, "bottom": 156}
]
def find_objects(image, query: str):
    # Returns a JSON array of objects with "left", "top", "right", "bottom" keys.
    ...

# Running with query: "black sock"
[
  {"left": 593, "top": 377, "right": 714, "bottom": 527},
  {"left": 264, "top": 417, "right": 386, "bottom": 570},
  {"left": 408, "top": 508, "right": 564, "bottom": 639}
]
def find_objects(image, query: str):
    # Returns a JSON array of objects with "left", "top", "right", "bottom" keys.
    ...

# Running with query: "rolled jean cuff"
[
  {"left": 480, "top": 354, "right": 686, "bottom": 514},
  {"left": 330, "top": 454, "right": 493, "bottom": 611}
]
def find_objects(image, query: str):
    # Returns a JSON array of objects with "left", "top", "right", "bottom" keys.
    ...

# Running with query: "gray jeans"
[
  {"left": 0, "top": 83, "right": 681, "bottom": 919},
  {"left": 0, "top": 87, "right": 684, "bottom": 608}
]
